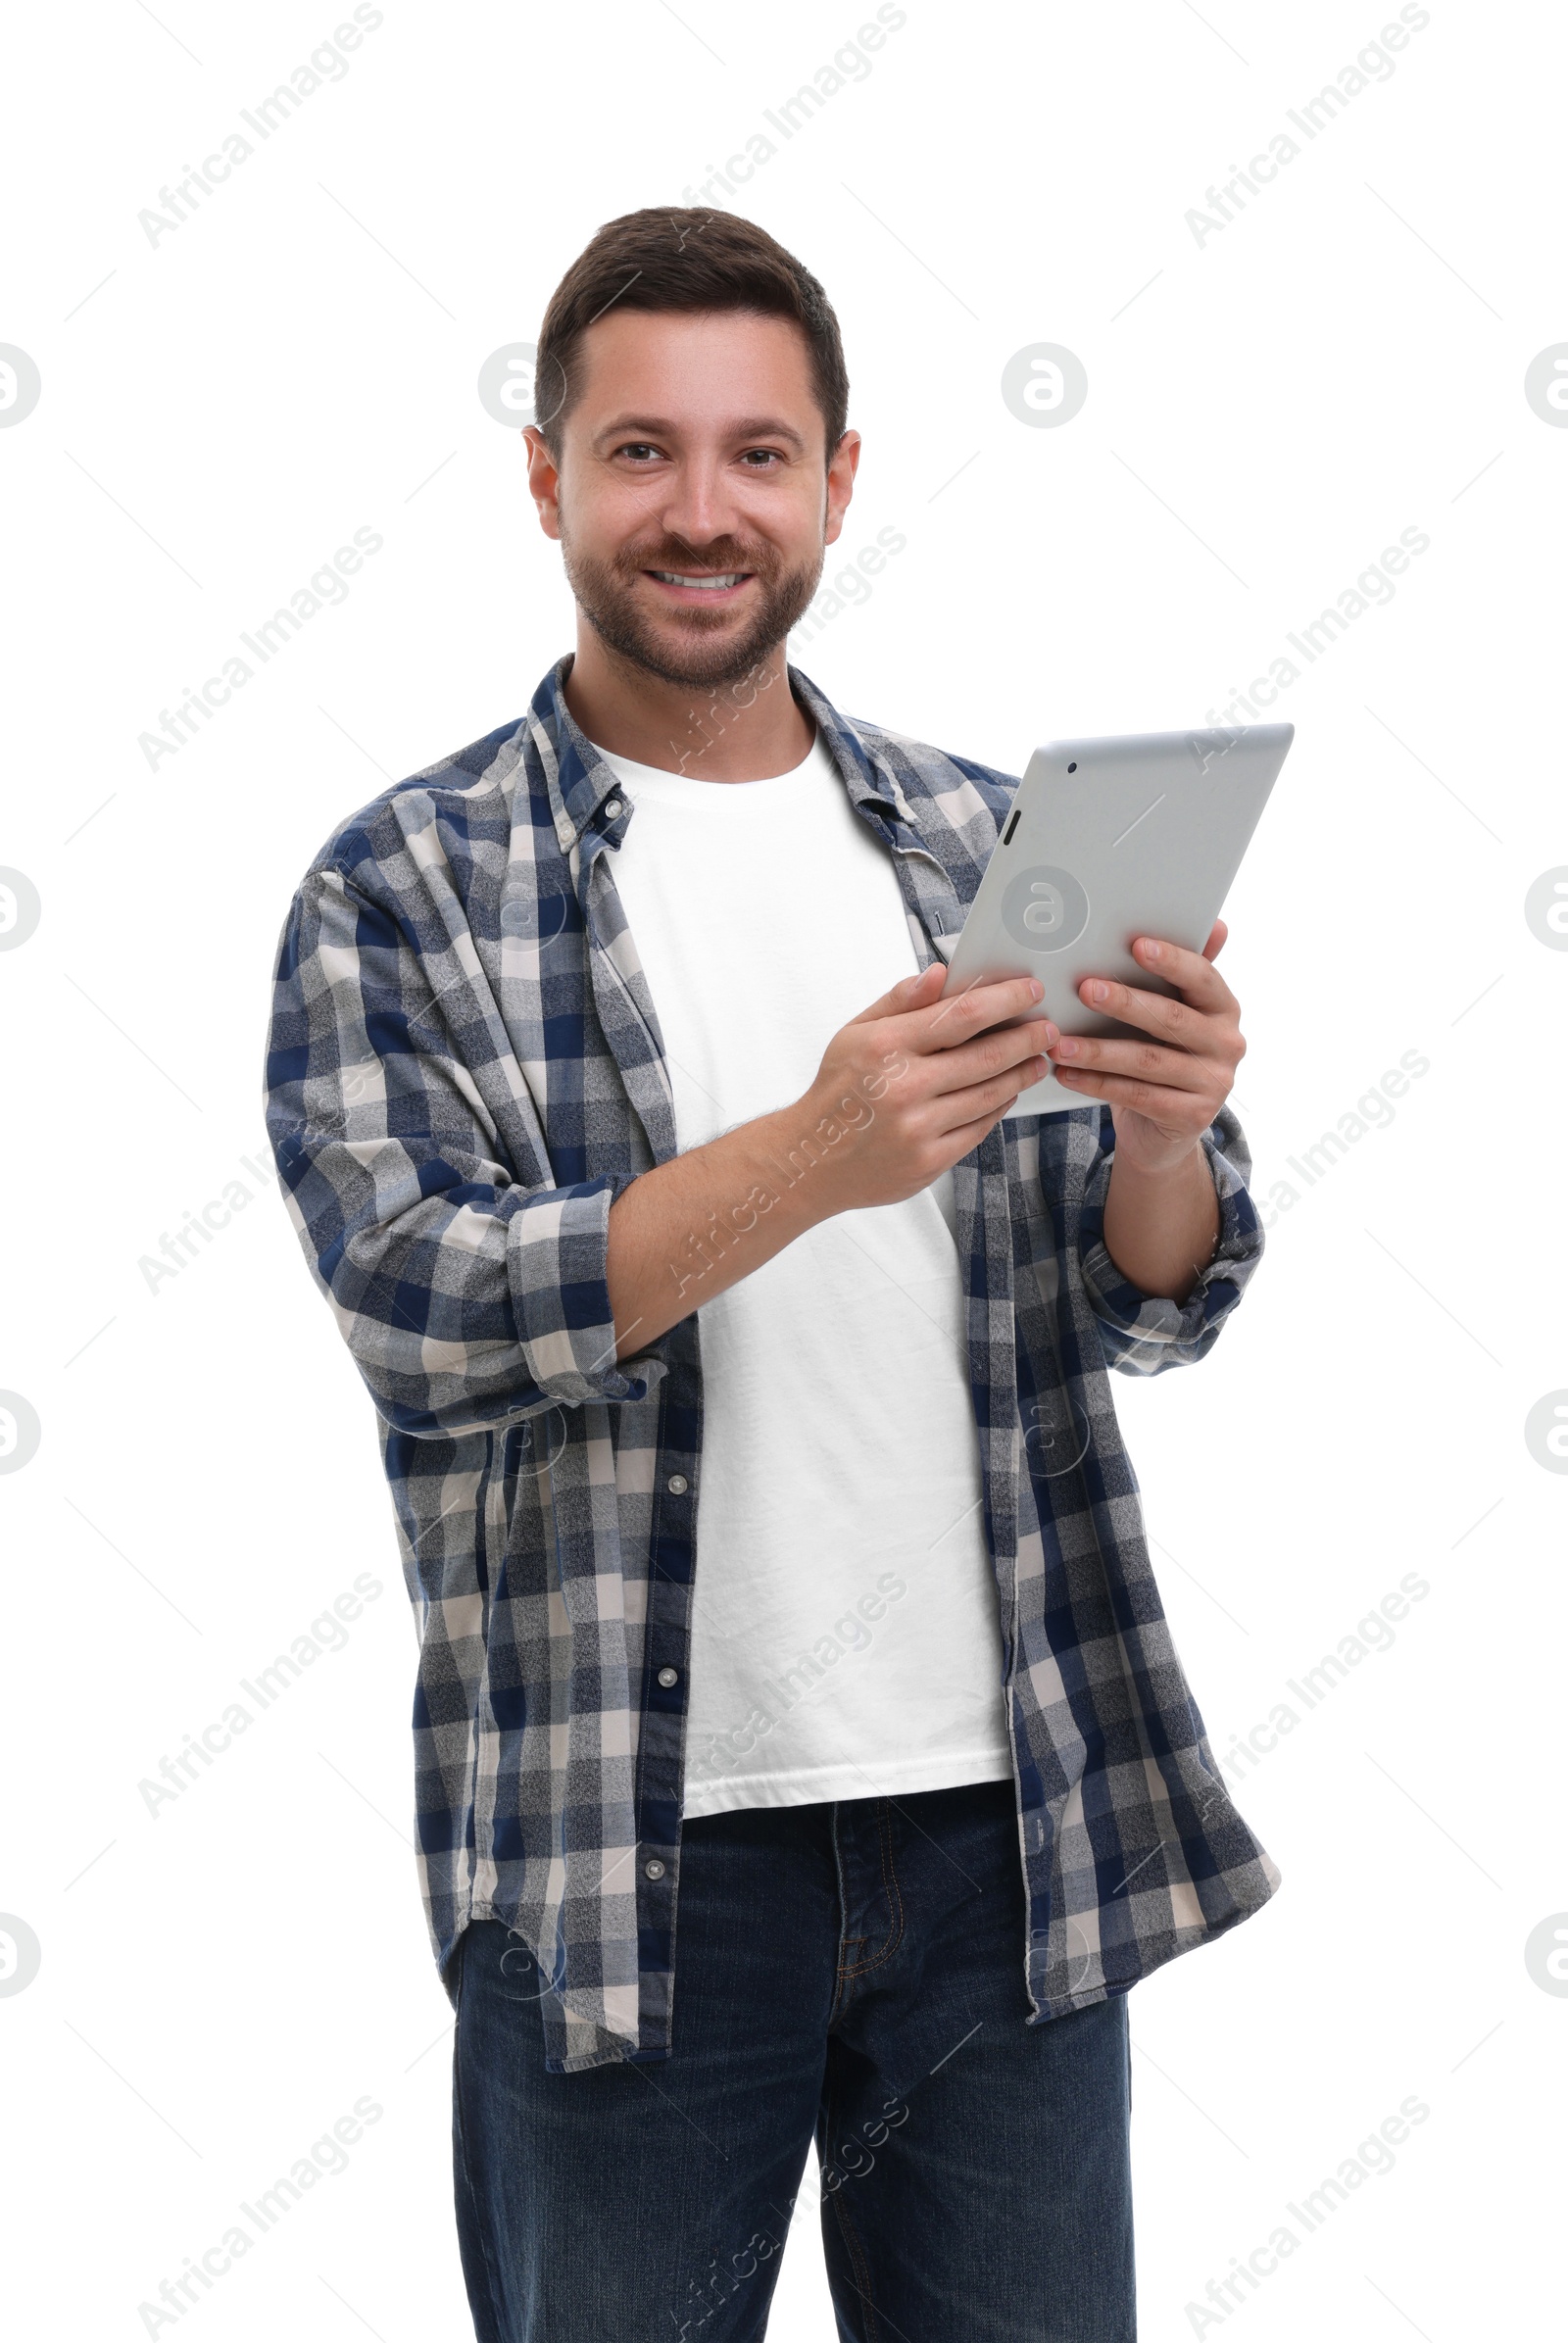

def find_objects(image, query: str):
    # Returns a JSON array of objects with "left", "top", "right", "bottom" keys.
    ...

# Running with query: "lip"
[{"left": 641, "top": 568, "right": 757, "bottom": 609}]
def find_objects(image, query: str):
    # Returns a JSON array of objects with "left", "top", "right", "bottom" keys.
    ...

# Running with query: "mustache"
[{"left": 616, "top": 536, "right": 773, "bottom": 578}]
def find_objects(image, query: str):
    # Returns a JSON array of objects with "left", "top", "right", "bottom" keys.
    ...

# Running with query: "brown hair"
[{"left": 534, "top": 208, "right": 850, "bottom": 460}]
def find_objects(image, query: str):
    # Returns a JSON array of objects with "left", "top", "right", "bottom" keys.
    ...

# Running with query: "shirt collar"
[{"left": 530, "top": 652, "right": 916, "bottom": 851}]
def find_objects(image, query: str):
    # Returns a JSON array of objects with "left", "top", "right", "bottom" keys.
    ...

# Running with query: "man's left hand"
[{"left": 1046, "top": 918, "right": 1244, "bottom": 1176}]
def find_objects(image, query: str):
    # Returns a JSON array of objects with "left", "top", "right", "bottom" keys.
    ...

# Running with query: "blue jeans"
[{"left": 451, "top": 1777, "right": 1135, "bottom": 2341}]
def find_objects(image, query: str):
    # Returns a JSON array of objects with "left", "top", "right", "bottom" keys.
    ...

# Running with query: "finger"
[
  {"left": 1051, "top": 1062, "right": 1224, "bottom": 1128},
  {"left": 1049, "top": 1032, "right": 1219, "bottom": 1092},
  {"left": 941, "top": 1100, "right": 1027, "bottom": 1159},
  {"left": 913, "top": 972, "right": 1051, "bottom": 1051},
  {"left": 1119, "top": 934, "right": 1239, "bottom": 1018},
  {"left": 1202, "top": 916, "right": 1228, "bottom": 963},
  {"left": 845, "top": 959, "right": 946, "bottom": 1028},
  {"left": 1068, "top": 972, "right": 1242, "bottom": 1063},
  {"left": 927, "top": 1015, "right": 1058, "bottom": 1098},
  {"left": 934, "top": 1053, "right": 1052, "bottom": 1132}
]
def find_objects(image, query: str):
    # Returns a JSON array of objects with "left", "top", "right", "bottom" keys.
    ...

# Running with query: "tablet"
[{"left": 940, "top": 722, "right": 1294, "bottom": 1116}]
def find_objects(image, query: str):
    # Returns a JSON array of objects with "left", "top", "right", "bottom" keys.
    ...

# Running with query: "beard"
[{"left": 559, "top": 519, "right": 824, "bottom": 693}]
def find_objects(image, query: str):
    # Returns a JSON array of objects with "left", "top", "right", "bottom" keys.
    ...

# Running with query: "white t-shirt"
[{"left": 596, "top": 728, "right": 1014, "bottom": 1819}]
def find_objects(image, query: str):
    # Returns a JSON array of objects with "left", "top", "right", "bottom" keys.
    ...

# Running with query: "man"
[{"left": 266, "top": 208, "right": 1280, "bottom": 2343}]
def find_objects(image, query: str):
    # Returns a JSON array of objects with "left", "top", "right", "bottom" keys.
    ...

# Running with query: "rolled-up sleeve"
[
  {"left": 264, "top": 861, "right": 671, "bottom": 1439},
  {"left": 1076, "top": 1100, "right": 1264, "bottom": 1375}
]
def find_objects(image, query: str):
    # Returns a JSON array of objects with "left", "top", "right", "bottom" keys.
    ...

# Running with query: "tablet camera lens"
[{"left": 1067, "top": 760, "right": 1077, "bottom": 772}]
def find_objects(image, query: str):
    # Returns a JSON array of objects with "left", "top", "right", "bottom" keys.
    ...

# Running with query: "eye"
[
  {"left": 739, "top": 447, "right": 785, "bottom": 468},
  {"left": 613, "top": 441, "right": 663, "bottom": 464}
]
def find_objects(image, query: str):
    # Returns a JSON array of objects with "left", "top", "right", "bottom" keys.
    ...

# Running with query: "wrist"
[
  {"left": 1110, "top": 1129, "right": 1205, "bottom": 1187},
  {"left": 1102, "top": 1136, "right": 1219, "bottom": 1300},
  {"left": 750, "top": 1086, "right": 859, "bottom": 1231},
  {"left": 736, "top": 1098, "right": 833, "bottom": 1236}
]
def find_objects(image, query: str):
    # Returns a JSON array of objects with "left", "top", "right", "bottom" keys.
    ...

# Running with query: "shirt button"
[
  {"left": 604, "top": 797, "right": 623, "bottom": 818},
  {"left": 644, "top": 1858, "right": 665, "bottom": 1880},
  {"left": 666, "top": 1473, "right": 688, "bottom": 1494},
  {"left": 657, "top": 1666, "right": 678, "bottom": 1688}
]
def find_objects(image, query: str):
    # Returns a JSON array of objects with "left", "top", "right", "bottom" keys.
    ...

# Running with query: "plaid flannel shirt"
[{"left": 264, "top": 654, "right": 1281, "bottom": 2074}]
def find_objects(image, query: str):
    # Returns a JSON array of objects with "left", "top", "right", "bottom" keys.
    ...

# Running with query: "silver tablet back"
[{"left": 940, "top": 722, "right": 1294, "bottom": 1116}]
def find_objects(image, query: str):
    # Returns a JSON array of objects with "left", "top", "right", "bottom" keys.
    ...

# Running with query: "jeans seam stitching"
[
  {"left": 831, "top": 2186, "right": 885, "bottom": 2343},
  {"left": 828, "top": 1804, "right": 854, "bottom": 2023},
  {"left": 451, "top": 1929, "right": 511, "bottom": 2343},
  {"left": 837, "top": 1811, "right": 905, "bottom": 1980}
]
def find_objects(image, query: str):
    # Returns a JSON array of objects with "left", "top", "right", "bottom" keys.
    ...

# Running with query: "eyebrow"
[{"left": 595, "top": 415, "right": 808, "bottom": 454}]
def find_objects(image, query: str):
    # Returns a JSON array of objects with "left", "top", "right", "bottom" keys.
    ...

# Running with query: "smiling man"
[{"left": 266, "top": 208, "right": 1279, "bottom": 2343}]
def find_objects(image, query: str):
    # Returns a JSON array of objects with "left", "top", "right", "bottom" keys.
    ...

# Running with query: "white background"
[{"left": 2, "top": 1, "right": 1565, "bottom": 2336}]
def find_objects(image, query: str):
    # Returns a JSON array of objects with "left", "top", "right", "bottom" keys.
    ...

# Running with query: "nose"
[{"left": 656, "top": 451, "right": 743, "bottom": 560}]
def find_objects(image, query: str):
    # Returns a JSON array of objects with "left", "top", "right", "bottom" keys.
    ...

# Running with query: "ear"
[
  {"left": 523, "top": 425, "right": 563, "bottom": 542},
  {"left": 822, "top": 428, "right": 862, "bottom": 549}
]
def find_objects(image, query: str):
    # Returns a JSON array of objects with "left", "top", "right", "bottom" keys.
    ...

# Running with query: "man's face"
[{"left": 526, "top": 309, "right": 858, "bottom": 692}]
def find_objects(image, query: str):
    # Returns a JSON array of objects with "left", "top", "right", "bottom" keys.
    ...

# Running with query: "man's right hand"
[
  {"left": 607, "top": 966, "right": 1056, "bottom": 1358},
  {"left": 800, "top": 961, "right": 1058, "bottom": 1212}
]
